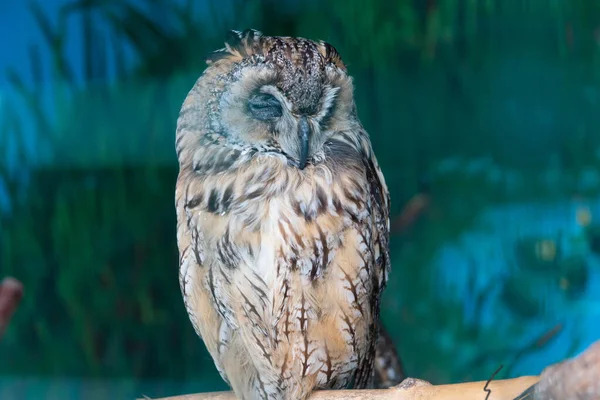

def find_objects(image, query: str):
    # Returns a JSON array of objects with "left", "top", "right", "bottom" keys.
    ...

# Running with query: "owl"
[{"left": 175, "top": 29, "right": 393, "bottom": 400}]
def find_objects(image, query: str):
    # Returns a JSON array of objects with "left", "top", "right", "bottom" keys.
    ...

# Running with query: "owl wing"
[
  {"left": 360, "top": 143, "right": 404, "bottom": 388},
  {"left": 373, "top": 321, "right": 405, "bottom": 388},
  {"left": 356, "top": 138, "right": 393, "bottom": 388},
  {"left": 363, "top": 141, "right": 391, "bottom": 291},
  {"left": 175, "top": 170, "right": 235, "bottom": 386},
  {"left": 176, "top": 165, "right": 280, "bottom": 397}
]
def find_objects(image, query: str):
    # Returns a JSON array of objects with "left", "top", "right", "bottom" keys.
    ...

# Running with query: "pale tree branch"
[
  {"left": 145, "top": 377, "right": 539, "bottom": 400},
  {"left": 144, "top": 338, "right": 600, "bottom": 400}
]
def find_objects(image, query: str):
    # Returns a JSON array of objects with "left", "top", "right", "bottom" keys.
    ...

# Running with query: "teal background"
[{"left": 1, "top": 0, "right": 600, "bottom": 398}]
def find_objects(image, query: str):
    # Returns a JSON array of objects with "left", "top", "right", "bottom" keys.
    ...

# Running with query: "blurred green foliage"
[{"left": 1, "top": 0, "right": 600, "bottom": 387}]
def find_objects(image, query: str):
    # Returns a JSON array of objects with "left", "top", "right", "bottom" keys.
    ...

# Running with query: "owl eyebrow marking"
[
  {"left": 259, "top": 84, "right": 294, "bottom": 111},
  {"left": 317, "top": 86, "right": 340, "bottom": 127}
]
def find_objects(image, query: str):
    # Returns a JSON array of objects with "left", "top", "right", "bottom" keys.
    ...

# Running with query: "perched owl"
[{"left": 175, "top": 29, "right": 393, "bottom": 400}]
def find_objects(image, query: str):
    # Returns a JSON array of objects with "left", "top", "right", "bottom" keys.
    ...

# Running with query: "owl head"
[{"left": 177, "top": 29, "right": 359, "bottom": 171}]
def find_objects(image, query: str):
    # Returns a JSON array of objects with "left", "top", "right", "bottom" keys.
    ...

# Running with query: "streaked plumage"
[{"left": 175, "top": 29, "right": 393, "bottom": 400}]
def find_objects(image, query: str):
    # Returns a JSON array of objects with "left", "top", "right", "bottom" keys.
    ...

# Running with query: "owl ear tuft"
[
  {"left": 206, "top": 29, "right": 264, "bottom": 65},
  {"left": 318, "top": 41, "right": 346, "bottom": 71},
  {"left": 225, "top": 30, "right": 244, "bottom": 54}
]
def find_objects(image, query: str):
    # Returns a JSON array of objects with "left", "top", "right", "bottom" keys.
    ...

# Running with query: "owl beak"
[{"left": 298, "top": 116, "right": 310, "bottom": 169}]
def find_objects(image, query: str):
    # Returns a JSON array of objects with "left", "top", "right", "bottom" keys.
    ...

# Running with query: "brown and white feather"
[{"left": 175, "top": 29, "right": 392, "bottom": 400}]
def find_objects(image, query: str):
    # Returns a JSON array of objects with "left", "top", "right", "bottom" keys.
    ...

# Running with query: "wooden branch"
[
  {"left": 533, "top": 339, "right": 600, "bottom": 398},
  {"left": 144, "top": 338, "right": 600, "bottom": 400},
  {"left": 147, "top": 376, "right": 539, "bottom": 400},
  {"left": 0, "top": 277, "right": 23, "bottom": 339}
]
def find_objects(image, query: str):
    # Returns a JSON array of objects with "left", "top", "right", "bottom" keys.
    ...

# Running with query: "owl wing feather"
[
  {"left": 351, "top": 134, "right": 392, "bottom": 388},
  {"left": 374, "top": 322, "right": 406, "bottom": 388},
  {"left": 361, "top": 143, "right": 407, "bottom": 389},
  {"left": 364, "top": 138, "right": 391, "bottom": 290},
  {"left": 176, "top": 171, "right": 231, "bottom": 385}
]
